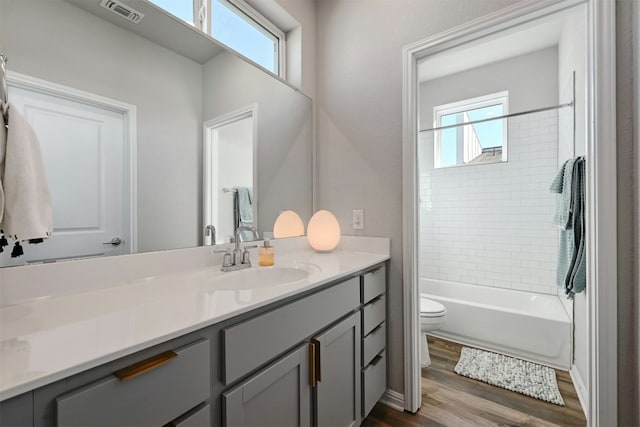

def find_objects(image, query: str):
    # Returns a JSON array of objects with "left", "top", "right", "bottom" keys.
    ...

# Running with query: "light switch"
[{"left": 352, "top": 209, "right": 364, "bottom": 230}]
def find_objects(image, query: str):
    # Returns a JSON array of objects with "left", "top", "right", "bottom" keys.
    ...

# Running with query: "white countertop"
[{"left": 0, "top": 240, "right": 389, "bottom": 401}]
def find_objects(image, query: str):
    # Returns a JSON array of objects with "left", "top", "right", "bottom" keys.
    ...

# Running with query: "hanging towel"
[
  {"left": 0, "top": 111, "right": 5, "bottom": 222},
  {"left": 233, "top": 187, "right": 255, "bottom": 242},
  {"left": 0, "top": 103, "right": 53, "bottom": 241},
  {"left": 237, "top": 187, "right": 253, "bottom": 225},
  {"left": 550, "top": 156, "right": 586, "bottom": 298},
  {"left": 550, "top": 157, "right": 577, "bottom": 230}
]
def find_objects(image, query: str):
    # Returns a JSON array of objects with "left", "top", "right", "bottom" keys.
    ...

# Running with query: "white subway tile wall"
[{"left": 418, "top": 110, "right": 559, "bottom": 295}]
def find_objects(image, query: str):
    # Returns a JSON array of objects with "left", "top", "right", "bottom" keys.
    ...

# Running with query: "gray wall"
[
  {"left": 1, "top": 0, "right": 203, "bottom": 252},
  {"left": 315, "top": 0, "right": 526, "bottom": 396},
  {"left": 419, "top": 46, "right": 559, "bottom": 128},
  {"left": 203, "top": 51, "right": 313, "bottom": 233},
  {"left": 276, "top": 0, "right": 317, "bottom": 100}
]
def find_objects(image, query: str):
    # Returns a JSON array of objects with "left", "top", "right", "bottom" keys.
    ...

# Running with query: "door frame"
[
  {"left": 401, "top": 0, "right": 617, "bottom": 424},
  {"left": 6, "top": 71, "right": 138, "bottom": 254},
  {"left": 202, "top": 104, "right": 258, "bottom": 243}
]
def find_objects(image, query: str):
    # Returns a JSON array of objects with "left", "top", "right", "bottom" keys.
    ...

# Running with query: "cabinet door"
[
  {"left": 223, "top": 344, "right": 311, "bottom": 427},
  {"left": 0, "top": 392, "right": 33, "bottom": 427},
  {"left": 314, "top": 313, "right": 361, "bottom": 427}
]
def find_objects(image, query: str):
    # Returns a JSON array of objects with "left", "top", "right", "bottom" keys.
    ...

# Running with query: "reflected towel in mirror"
[
  {"left": 234, "top": 187, "right": 254, "bottom": 241},
  {"left": 0, "top": 103, "right": 53, "bottom": 241}
]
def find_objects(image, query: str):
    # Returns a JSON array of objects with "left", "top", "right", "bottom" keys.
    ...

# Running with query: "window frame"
[
  {"left": 149, "top": 0, "right": 286, "bottom": 78},
  {"left": 208, "top": 0, "right": 286, "bottom": 77},
  {"left": 432, "top": 91, "right": 509, "bottom": 168}
]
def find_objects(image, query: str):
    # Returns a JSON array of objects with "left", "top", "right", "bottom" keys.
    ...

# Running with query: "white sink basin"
[{"left": 213, "top": 266, "right": 312, "bottom": 290}]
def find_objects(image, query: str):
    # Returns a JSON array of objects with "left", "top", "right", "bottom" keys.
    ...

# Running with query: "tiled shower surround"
[{"left": 419, "top": 109, "right": 560, "bottom": 295}]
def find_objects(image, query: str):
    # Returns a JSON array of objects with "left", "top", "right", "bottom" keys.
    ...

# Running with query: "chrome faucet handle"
[
  {"left": 241, "top": 245, "right": 258, "bottom": 264},
  {"left": 214, "top": 248, "right": 233, "bottom": 267}
]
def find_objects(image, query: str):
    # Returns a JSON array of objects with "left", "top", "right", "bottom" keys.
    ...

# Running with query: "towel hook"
[{"left": 0, "top": 53, "right": 8, "bottom": 125}]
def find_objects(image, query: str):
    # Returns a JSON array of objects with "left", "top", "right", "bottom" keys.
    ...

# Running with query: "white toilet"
[{"left": 420, "top": 295, "right": 447, "bottom": 367}]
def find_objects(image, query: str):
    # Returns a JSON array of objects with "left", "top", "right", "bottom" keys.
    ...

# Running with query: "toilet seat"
[{"left": 420, "top": 296, "right": 446, "bottom": 318}]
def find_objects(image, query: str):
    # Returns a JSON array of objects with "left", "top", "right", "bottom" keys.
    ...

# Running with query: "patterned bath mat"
[{"left": 454, "top": 347, "right": 565, "bottom": 406}]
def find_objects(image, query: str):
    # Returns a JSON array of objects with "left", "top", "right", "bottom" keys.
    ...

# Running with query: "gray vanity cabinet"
[
  {"left": 0, "top": 392, "right": 33, "bottom": 427},
  {"left": 314, "top": 312, "right": 361, "bottom": 427},
  {"left": 360, "top": 265, "right": 387, "bottom": 419},
  {"left": 222, "top": 344, "right": 311, "bottom": 427},
  {"left": 0, "top": 261, "right": 389, "bottom": 427},
  {"left": 55, "top": 339, "right": 211, "bottom": 427},
  {"left": 221, "top": 276, "right": 361, "bottom": 427}
]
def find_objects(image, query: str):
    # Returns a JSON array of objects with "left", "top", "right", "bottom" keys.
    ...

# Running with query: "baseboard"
[
  {"left": 569, "top": 364, "right": 589, "bottom": 421},
  {"left": 379, "top": 389, "right": 405, "bottom": 412}
]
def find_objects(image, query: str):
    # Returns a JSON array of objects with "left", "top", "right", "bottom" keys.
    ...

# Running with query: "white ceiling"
[{"left": 418, "top": 15, "right": 569, "bottom": 82}]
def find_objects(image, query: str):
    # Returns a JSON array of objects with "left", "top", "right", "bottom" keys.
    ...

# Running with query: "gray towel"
[
  {"left": 550, "top": 157, "right": 577, "bottom": 230},
  {"left": 237, "top": 187, "right": 253, "bottom": 224},
  {"left": 0, "top": 103, "right": 53, "bottom": 241},
  {"left": 551, "top": 157, "right": 586, "bottom": 298},
  {"left": 234, "top": 187, "right": 255, "bottom": 242}
]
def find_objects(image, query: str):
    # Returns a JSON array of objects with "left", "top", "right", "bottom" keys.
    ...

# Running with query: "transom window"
[
  {"left": 433, "top": 91, "right": 508, "bottom": 168},
  {"left": 149, "top": 0, "right": 284, "bottom": 76}
]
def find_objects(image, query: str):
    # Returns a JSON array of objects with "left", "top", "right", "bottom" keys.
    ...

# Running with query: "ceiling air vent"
[{"left": 99, "top": 0, "right": 144, "bottom": 24}]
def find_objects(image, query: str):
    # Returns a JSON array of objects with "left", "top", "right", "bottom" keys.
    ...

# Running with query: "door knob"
[{"left": 103, "top": 237, "right": 123, "bottom": 246}]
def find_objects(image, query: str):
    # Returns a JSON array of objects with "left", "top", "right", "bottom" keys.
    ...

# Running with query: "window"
[
  {"left": 149, "top": 0, "right": 285, "bottom": 76},
  {"left": 148, "top": 0, "right": 195, "bottom": 26},
  {"left": 433, "top": 92, "right": 508, "bottom": 168}
]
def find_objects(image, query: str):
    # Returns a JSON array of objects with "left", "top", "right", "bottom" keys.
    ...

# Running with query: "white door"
[{"left": 1, "top": 84, "right": 131, "bottom": 265}]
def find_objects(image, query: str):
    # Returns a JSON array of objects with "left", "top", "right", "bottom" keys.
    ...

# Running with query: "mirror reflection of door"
[
  {"left": 1, "top": 78, "right": 135, "bottom": 266},
  {"left": 204, "top": 106, "right": 256, "bottom": 245}
]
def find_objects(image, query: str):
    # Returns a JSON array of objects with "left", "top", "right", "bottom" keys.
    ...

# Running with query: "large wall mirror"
[{"left": 0, "top": 0, "right": 313, "bottom": 267}]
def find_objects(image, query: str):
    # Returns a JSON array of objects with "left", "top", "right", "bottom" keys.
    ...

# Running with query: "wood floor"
[{"left": 362, "top": 337, "right": 587, "bottom": 427}]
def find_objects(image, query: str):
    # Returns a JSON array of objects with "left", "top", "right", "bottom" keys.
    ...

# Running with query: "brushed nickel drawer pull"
[
  {"left": 371, "top": 324, "right": 383, "bottom": 335},
  {"left": 369, "top": 296, "right": 383, "bottom": 306},
  {"left": 114, "top": 350, "right": 178, "bottom": 381},
  {"left": 309, "top": 341, "right": 317, "bottom": 387},
  {"left": 371, "top": 354, "right": 383, "bottom": 366},
  {"left": 311, "top": 338, "right": 322, "bottom": 382},
  {"left": 369, "top": 267, "right": 383, "bottom": 275}
]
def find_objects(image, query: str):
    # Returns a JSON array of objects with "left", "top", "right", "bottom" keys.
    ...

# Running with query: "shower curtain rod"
[{"left": 419, "top": 102, "right": 573, "bottom": 133}]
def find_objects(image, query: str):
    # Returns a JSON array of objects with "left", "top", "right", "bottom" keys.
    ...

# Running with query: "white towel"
[
  {"left": 0, "top": 112, "right": 5, "bottom": 222},
  {"left": 0, "top": 103, "right": 53, "bottom": 241}
]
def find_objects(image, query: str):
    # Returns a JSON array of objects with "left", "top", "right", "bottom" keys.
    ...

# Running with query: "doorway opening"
[{"left": 203, "top": 105, "right": 257, "bottom": 245}]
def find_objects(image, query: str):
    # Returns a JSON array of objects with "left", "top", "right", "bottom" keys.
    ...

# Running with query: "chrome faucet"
[
  {"left": 204, "top": 225, "right": 216, "bottom": 246},
  {"left": 214, "top": 226, "right": 258, "bottom": 272}
]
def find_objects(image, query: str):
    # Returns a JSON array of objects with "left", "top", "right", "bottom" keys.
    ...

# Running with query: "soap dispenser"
[{"left": 259, "top": 239, "right": 275, "bottom": 266}]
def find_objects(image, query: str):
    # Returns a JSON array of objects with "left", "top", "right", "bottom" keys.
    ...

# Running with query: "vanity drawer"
[
  {"left": 362, "top": 321, "right": 386, "bottom": 367},
  {"left": 361, "top": 265, "right": 386, "bottom": 304},
  {"left": 362, "top": 295, "right": 385, "bottom": 336},
  {"left": 169, "top": 403, "right": 211, "bottom": 427},
  {"left": 362, "top": 351, "right": 386, "bottom": 418},
  {"left": 222, "top": 277, "right": 360, "bottom": 385},
  {"left": 56, "top": 339, "right": 210, "bottom": 427}
]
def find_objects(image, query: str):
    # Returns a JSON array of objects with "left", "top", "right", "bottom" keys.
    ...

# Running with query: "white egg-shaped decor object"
[
  {"left": 307, "top": 210, "right": 341, "bottom": 252},
  {"left": 273, "top": 210, "right": 305, "bottom": 238}
]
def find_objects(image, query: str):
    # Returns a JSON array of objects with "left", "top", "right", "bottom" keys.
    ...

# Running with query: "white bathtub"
[{"left": 421, "top": 278, "right": 571, "bottom": 370}]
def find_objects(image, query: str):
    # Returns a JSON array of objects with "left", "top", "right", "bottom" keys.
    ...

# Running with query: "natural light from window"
[
  {"left": 434, "top": 93, "right": 508, "bottom": 168},
  {"left": 212, "top": 0, "right": 278, "bottom": 74},
  {"left": 148, "top": 0, "right": 282, "bottom": 76},
  {"left": 148, "top": 0, "right": 194, "bottom": 26}
]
